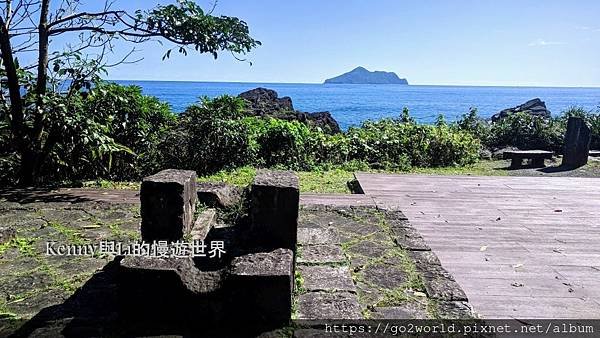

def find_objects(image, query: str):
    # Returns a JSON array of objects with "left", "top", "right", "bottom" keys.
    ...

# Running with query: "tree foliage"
[{"left": 0, "top": 0, "right": 260, "bottom": 185}]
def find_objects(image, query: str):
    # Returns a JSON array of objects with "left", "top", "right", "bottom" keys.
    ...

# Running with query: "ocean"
[{"left": 113, "top": 81, "right": 600, "bottom": 130}]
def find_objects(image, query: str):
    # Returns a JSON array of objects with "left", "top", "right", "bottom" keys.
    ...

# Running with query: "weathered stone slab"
[
  {"left": 297, "top": 244, "right": 345, "bottom": 265},
  {"left": 562, "top": 116, "right": 591, "bottom": 168},
  {"left": 421, "top": 266, "right": 468, "bottom": 301},
  {"left": 229, "top": 248, "right": 294, "bottom": 325},
  {"left": 197, "top": 182, "right": 243, "bottom": 209},
  {"left": 0, "top": 226, "right": 16, "bottom": 244},
  {"left": 346, "top": 240, "right": 389, "bottom": 258},
  {"left": 391, "top": 226, "right": 430, "bottom": 251},
  {"left": 230, "top": 248, "right": 293, "bottom": 277},
  {"left": 436, "top": 301, "right": 475, "bottom": 319},
  {"left": 408, "top": 250, "right": 442, "bottom": 271},
  {"left": 190, "top": 208, "right": 216, "bottom": 241},
  {"left": 250, "top": 170, "right": 299, "bottom": 250},
  {"left": 297, "top": 291, "right": 362, "bottom": 319},
  {"left": 140, "top": 169, "right": 197, "bottom": 242},
  {"left": 118, "top": 256, "right": 224, "bottom": 295},
  {"left": 371, "top": 305, "right": 428, "bottom": 319},
  {"left": 298, "top": 266, "right": 355, "bottom": 292},
  {"left": 297, "top": 228, "right": 340, "bottom": 245},
  {"left": 361, "top": 263, "right": 408, "bottom": 289}
]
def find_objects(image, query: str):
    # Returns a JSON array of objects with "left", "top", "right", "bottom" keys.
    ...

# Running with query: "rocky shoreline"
[{"left": 239, "top": 87, "right": 341, "bottom": 134}]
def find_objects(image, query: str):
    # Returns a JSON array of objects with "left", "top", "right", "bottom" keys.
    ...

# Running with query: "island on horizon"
[{"left": 324, "top": 66, "right": 408, "bottom": 85}]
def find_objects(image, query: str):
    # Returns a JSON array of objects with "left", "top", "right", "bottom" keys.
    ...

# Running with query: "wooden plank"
[{"left": 356, "top": 173, "right": 600, "bottom": 319}]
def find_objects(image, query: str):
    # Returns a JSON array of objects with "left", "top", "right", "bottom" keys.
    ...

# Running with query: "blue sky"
[{"left": 62, "top": 1, "right": 600, "bottom": 86}]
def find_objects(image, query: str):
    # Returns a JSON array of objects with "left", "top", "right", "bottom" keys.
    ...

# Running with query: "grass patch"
[
  {"left": 48, "top": 221, "right": 87, "bottom": 245},
  {"left": 0, "top": 237, "right": 36, "bottom": 257},
  {"left": 297, "top": 169, "right": 354, "bottom": 193},
  {"left": 81, "top": 180, "right": 141, "bottom": 190},
  {"left": 107, "top": 221, "right": 139, "bottom": 241},
  {"left": 76, "top": 160, "right": 518, "bottom": 195},
  {"left": 198, "top": 166, "right": 256, "bottom": 187},
  {"left": 405, "top": 160, "right": 507, "bottom": 176}
]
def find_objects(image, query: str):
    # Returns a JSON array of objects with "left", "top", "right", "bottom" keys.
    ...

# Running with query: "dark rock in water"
[
  {"left": 197, "top": 182, "right": 243, "bottom": 209},
  {"left": 324, "top": 66, "right": 409, "bottom": 85},
  {"left": 238, "top": 87, "right": 341, "bottom": 134},
  {"left": 491, "top": 98, "right": 551, "bottom": 122},
  {"left": 239, "top": 87, "right": 294, "bottom": 115}
]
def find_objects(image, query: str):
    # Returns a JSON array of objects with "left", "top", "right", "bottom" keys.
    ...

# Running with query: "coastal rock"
[
  {"left": 491, "top": 98, "right": 551, "bottom": 122},
  {"left": 238, "top": 87, "right": 341, "bottom": 134},
  {"left": 238, "top": 87, "right": 294, "bottom": 115}
]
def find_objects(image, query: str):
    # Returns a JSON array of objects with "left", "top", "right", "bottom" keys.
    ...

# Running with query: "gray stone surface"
[
  {"left": 563, "top": 116, "right": 591, "bottom": 168},
  {"left": 298, "top": 266, "right": 356, "bottom": 292},
  {"left": 140, "top": 169, "right": 197, "bottom": 242},
  {"left": 0, "top": 225, "right": 16, "bottom": 244},
  {"left": 190, "top": 208, "right": 216, "bottom": 241},
  {"left": 391, "top": 226, "right": 431, "bottom": 251},
  {"left": 371, "top": 305, "right": 428, "bottom": 319},
  {"left": 229, "top": 248, "right": 294, "bottom": 326},
  {"left": 297, "top": 291, "right": 362, "bottom": 319},
  {"left": 118, "top": 256, "right": 224, "bottom": 294},
  {"left": 298, "top": 244, "right": 345, "bottom": 265},
  {"left": 361, "top": 263, "right": 408, "bottom": 289},
  {"left": 346, "top": 240, "right": 389, "bottom": 258},
  {"left": 250, "top": 170, "right": 299, "bottom": 250},
  {"left": 408, "top": 251, "right": 442, "bottom": 271},
  {"left": 421, "top": 266, "right": 468, "bottom": 301},
  {"left": 196, "top": 182, "right": 243, "bottom": 209},
  {"left": 297, "top": 228, "right": 340, "bottom": 245},
  {"left": 436, "top": 301, "right": 475, "bottom": 319},
  {"left": 230, "top": 248, "right": 294, "bottom": 277}
]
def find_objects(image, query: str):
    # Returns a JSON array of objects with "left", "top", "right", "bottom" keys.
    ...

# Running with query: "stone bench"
[
  {"left": 503, "top": 150, "right": 553, "bottom": 169},
  {"left": 117, "top": 169, "right": 298, "bottom": 332}
]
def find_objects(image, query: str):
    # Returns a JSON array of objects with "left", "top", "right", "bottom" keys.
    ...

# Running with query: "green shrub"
[
  {"left": 248, "top": 117, "right": 319, "bottom": 170},
  {"left": 487, "top": 111, "right": 563, "bottom": 151},
  {"left": 455, "top": 108, "right": 491, "bottom": 145},
  {"left": 346, "top": 116, "right": 480, "bottom": 169},
  {"left": 455, "top": 106, "right": 600, "bottom": 153},
  {"left": 160, "top": 96, "right": 254, "bottom": 174},
  {"left": 84, "top": 82, "right": 176, "bottom": 179},
  {"left": 558, "top": 106, "right": 600, "bottom": 150}
]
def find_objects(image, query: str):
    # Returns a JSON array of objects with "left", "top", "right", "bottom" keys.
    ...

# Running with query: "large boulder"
[
  {"left": 491, "top": 98, "right": 551, "bottom": 122},
  {"left": 238, "top": 87, "right": 341, "bottom": 134},
  {"left": 238, "top": 87, "right": 294, "bottom": 115}
]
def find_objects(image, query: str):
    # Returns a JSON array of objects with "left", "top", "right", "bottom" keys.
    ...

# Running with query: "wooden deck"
[{"left": 355, "top": 173, "right": 600, "bottom": 319}]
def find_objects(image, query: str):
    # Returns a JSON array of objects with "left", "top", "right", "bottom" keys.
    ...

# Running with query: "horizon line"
[{"left": 106, "top": 79, "right": 600, "bottom": 89}]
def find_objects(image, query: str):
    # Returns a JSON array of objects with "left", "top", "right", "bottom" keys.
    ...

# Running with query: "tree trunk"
[{"left": 0, "top": 18, "right": 33, "bottom": 185}]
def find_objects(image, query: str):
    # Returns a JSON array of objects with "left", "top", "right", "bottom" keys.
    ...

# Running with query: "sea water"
[{"left": 113, "top": 81, "right": 600, "bottom": 130}]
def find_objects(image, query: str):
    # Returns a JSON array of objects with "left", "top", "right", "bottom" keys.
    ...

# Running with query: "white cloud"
[
  {"left": 528, "top": 39, "right": 565, "bottom": 47},
  {"left": 575, "top": 26, "right": 600, "bottom": 32}
]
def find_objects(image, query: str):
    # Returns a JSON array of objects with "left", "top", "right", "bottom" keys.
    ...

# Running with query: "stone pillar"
[
  {"left": 250, "top": 170, "right": 299, "bottom": 250},
  {"left": 228, "top": 248, "right": 294, "bottom": 327},
  {"left": 140, "top": 169, "right": 197, "bottom": 242},
  {"left": 562, "top": 117, "right": 591, "bottom": 168}
]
